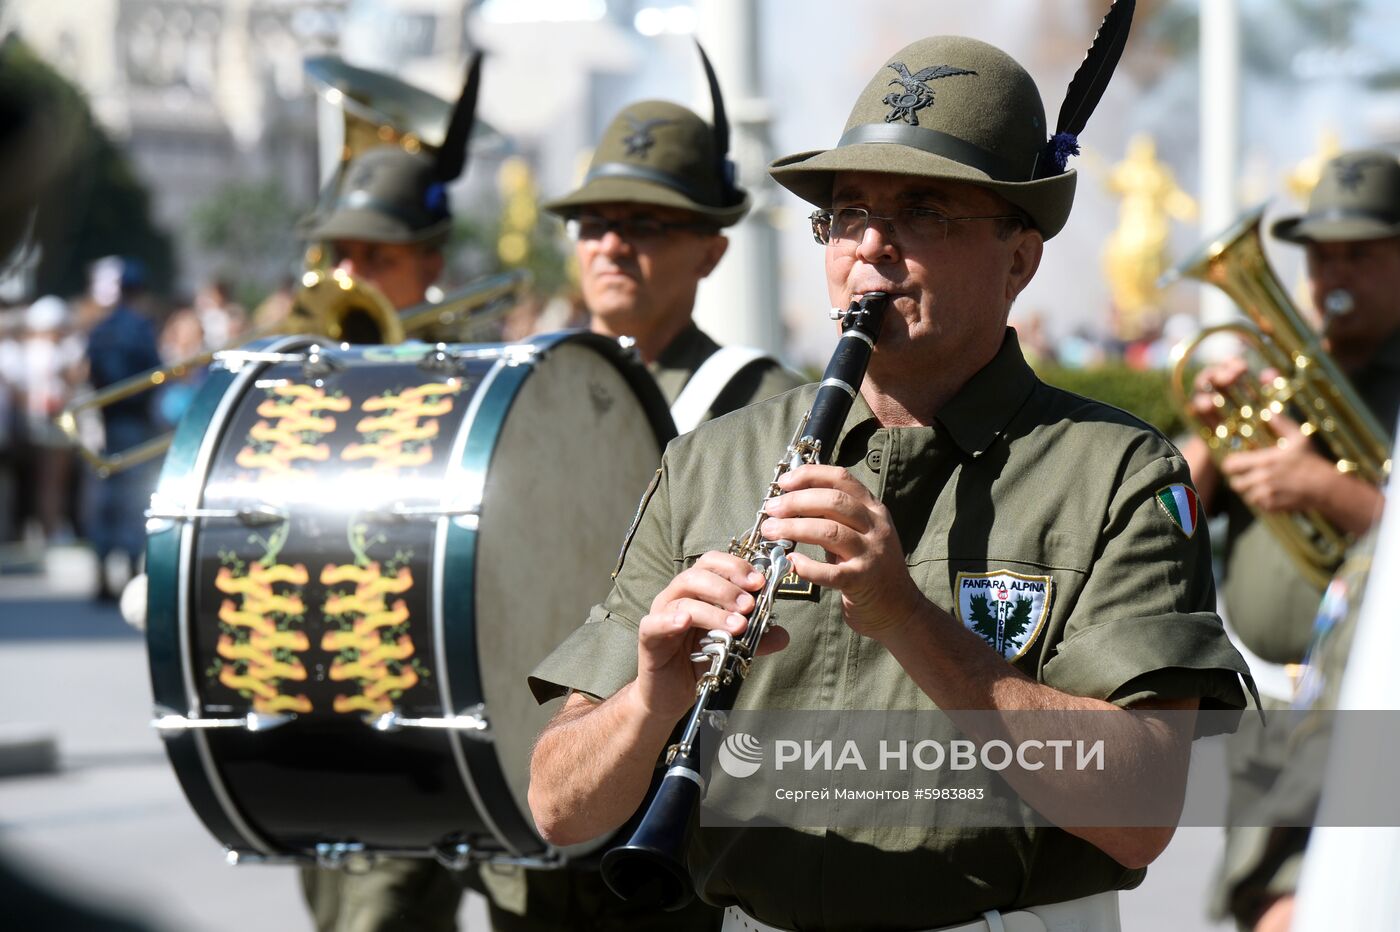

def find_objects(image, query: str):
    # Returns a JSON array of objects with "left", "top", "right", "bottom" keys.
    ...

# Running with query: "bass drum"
[{"left": 145, "top": 331, "right": 674, "bottom": 865}]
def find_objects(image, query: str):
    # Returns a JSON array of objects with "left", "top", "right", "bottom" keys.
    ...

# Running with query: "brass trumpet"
[
  {"left": 1164, "top": 205, "right": 1392, "bottom": 587},
  {"left": 57, "top": 268, "right": 530, "bottom": 476}
]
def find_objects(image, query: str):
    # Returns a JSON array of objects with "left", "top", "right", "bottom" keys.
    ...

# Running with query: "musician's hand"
[
  {"left": 1221, "top": 414, "right": 1332, "bottom": 514},
  {"left": 1188, "top": 358, "right": 1251, "bottom": 431},
  {"left": 761, "top": 464, "right": 925, "bottom": 641},
  {"left": 634, "top": 553, "right": 787, "bottom": 720}
]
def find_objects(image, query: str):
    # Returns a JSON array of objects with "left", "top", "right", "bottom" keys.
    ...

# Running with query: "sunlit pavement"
[{"left": 1, "top": 546, "right": 1225, "bottom": 931}]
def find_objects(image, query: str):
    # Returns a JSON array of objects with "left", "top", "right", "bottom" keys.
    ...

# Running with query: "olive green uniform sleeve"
[
  {"left": 1042, "top": 451, "right": 1253, "bottom": 711},
  {"left": 528, "top": 452, "right": 674, "bottom": 703}
]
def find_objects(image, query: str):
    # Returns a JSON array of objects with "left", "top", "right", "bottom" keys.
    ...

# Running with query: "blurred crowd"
[
  {"left": 1014, "top": 307, "right": 1201, "bottom": 372},
  {"left": 0, "top": 256, "right": 248, "bottom": 598}
]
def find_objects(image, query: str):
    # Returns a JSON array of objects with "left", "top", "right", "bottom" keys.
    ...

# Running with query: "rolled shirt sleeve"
[{"left": 1043, "top": 451, "right": 1255, "bottom": 712}]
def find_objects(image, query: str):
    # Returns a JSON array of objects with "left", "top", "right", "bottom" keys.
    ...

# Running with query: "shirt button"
[{"left": 865, "top": 447, "right": 883, "bottom": 471}]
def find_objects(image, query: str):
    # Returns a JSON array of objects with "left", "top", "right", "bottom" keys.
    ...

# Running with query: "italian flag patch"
[{"left": 1155, "top": 484, "right": 1198, "bottom": 537}]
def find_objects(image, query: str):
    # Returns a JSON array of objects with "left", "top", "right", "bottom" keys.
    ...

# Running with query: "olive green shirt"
[
  {"left": 648, "top": 322, "right": 807, "bottom": 422},
  {"left": 1221, "top": 327, "right": 1400, "bottom": 664},
  {"left": 531, "top": 330, "right": 1252, "bottom": 931}
]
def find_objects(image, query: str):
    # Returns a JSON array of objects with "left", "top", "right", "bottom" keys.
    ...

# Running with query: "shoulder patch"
[
  {"left": 955, "top": 570, "right": 1052, "bottom": 661},
  {"left": 1154, "top": 484, "right": 1199, "bottom": 537},
  {"left": 612, "top": 468, "right": 663, "bottom": 579}
]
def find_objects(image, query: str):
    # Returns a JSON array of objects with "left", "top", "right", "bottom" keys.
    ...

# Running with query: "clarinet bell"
[{"left": 600, "top": 765, "right": 702, "bottom": 909}]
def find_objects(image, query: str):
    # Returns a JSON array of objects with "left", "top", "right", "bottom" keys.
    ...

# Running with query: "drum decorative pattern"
[
  {"left": 196, "top": 366, "right": 477, "bottom": 720},
  {"left": 234, "top": 383, "right": 349, "bottom": 475},
  {"left": 210, "top": 556, "right": 313, "bottom": 714}
]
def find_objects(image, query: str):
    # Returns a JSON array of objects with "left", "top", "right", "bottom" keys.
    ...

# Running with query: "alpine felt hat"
[
  {"left": 1272, "top": 149, "right": 1400, "bottom": 244},
  {"left": 302, "top": 146, "right": 453, "bottom": 245},
  {"left": 542, "top": 100, "right": 751, "bottom": 227},
  {"left": 769, "top": 36, "right": 1077, "bottom": 239}
]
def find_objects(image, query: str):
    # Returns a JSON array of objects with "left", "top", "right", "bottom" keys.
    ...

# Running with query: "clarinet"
[{"left": 600, "top": 292, "right": 888, "bottom": 909}]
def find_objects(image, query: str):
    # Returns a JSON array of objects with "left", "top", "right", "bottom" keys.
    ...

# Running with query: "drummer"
[{"left": 296, "top": 142, "right": 468, "bottom": 932}]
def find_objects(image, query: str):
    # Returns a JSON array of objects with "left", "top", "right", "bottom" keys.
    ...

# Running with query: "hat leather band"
[
  {"left": 836, "top": 123, "right": 1028, "bottom": 184},
  {"left": 1298, "top": 206, "right": 1400, "bottom": 227},
  {"left": 334, "top": 189, "right": 444, "bottom": 232},
  {"left": 584, "top": 162, "right": 715, "bottom": 208}
]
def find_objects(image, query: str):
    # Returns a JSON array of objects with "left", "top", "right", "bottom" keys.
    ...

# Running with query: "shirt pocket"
[{"left": 919, "top": 545, "right": 1089, "bottom": 676}]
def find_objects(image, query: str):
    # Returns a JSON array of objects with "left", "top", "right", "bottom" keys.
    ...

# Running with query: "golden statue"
[
  {"left": 497, "top": 156, "right": 539, "bottom": 268},
  {"left": 1102, "top": 134, "right": 1197, "bottom": 340},
  {"left": 1285, "top": 127, "right": 1342, "bottom": 203}
]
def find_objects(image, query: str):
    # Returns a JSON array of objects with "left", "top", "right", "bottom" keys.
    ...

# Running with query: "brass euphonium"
[{"left": 1164, "top": 205, "right": 1392, "bottom": 587}]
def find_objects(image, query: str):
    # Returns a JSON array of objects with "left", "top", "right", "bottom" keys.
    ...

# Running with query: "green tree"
[
  {"left": 190, "top": 179, "right": 307, "bottom": 307},
  {"left": 3, "top": 36, "right": 175, "bottom": 298}
]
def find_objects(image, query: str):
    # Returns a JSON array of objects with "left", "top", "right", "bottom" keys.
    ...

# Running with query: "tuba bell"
[{"left": 1164, "top": 205, "right": 1392, "bottom": 587}]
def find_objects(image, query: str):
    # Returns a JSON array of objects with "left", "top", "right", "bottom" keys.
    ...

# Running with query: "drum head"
[{"left": 474, "top": 340, "right": 663, "bottom": 853}]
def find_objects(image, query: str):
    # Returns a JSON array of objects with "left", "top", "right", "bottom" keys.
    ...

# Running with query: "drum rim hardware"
[
  {"left": 371, "top": 704, "right": 491, "bottom": 741},
  {"left": 151, "top": 704, "right": 295, "bottom": 736}
]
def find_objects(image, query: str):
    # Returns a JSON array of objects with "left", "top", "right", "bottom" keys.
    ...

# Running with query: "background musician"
[
  {"left": 541, "top": 87, "right": 804, "bottom": 433},
  {"left": 1186, "top": 149, "right": 1400, "bottom": 930},
  {"left": 526, "top": 30, "right": 1254, "bottom": 932},
  {"left": 296, "top": 143, "right": 465, "bottom": 932}
]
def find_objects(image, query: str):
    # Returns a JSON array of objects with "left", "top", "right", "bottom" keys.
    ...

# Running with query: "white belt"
[{"left": 721, "top": 890, "right": 1120, "bottom": 932}]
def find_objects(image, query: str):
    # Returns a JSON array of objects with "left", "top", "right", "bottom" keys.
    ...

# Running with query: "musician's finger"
[
  {"left": 1270, "top": 414, "right": 1306, "bottom": 444},
  {"left": 1221, "top": 448, "right": 1268, "bottom": 478},
  {"left": 760, "top": 516, "right": 859, "bottom": 560},
  {"left": 689, "top": 551, "right": 765, "bottom": 589},
  {"left": 764, "top": 487, "right": 873, "bottom": 532},
  {"left": 1193, "top": 358, "right": 1249, "bottom": 394},
  {"left": 775, "top": 464, "right": 867, "bottom": 497},
  {"left": 668, "top": 598, "right": 749, "bottom": 635},
  {"left": 637, "top": 610, "right": 692, "bottom": 658},
  {"left": 785, "top": 551, "right": 842, "bottom": 587},
  {"left": 653, "top": 566, "right": 759, "bottom": 615}
]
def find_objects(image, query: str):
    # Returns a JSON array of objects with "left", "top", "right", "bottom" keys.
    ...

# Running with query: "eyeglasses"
[
  {"left": 568, "top": 214, "right": 716, "bottom": 243},
  {"left": 808, "top": 207, "right": 1023, "bottom": 246}
]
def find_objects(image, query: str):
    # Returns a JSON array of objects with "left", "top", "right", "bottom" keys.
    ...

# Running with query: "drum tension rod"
[
  {"left": 213, "top": 349, "right": 309, "bottom": 370},
  {"left": 361, "top": 502, "right": 481, "bottom": 522},
  {"left": 418, "top": 343, "right": 468, "bottom": 376},
  {"left": 435, "top": 842, "right": 565, "bottom": 871},
  {"left": 302, "top": 344, "right": 343, "bottom": 383},
  {"left": 145, "top": 503, "right": 289, "bottom": 527},
  {"left": 370, "top": 705, "right": 491, "bottom": 740},
  {"left": 151, "top": 705, "right": 295, "bottom": 736}
]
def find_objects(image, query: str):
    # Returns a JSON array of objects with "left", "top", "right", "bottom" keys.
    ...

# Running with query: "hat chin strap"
[{"left": 836, "top": 124, "right": 1026, "bottom": 183}]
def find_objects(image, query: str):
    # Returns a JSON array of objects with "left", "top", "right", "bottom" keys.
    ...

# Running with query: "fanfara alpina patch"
[
  {"left": 955, "top": 570, "right": 1053, "bottom": 661},
  {"left": 1154, "top": 484, "right": 1199, "bottom": 538}
]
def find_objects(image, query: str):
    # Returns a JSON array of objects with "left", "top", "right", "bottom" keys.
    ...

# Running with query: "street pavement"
[{"left": 1, "top": 546, "right": 1229, "bottom": 931}]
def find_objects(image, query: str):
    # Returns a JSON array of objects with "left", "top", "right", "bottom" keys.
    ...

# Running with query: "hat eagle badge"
[
  {"left": 623, "top": 115, "right": 674, "bottom": 158},
  {"left": 882, "top": 61, "right": 977, "bottom": 126},
  {"left": 1334, "top": 157, "right": 1377, "bottom": 192}
]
